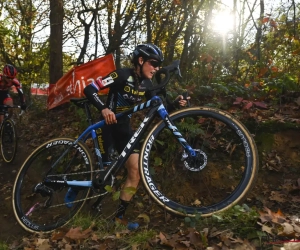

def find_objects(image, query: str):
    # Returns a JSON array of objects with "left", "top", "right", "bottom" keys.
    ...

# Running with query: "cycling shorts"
[
  {"left": 0, "top": 91, "right": 12, "bottom": 105},
  {"left": 102, "top": 116, "right": 140, "bottom": 156}
]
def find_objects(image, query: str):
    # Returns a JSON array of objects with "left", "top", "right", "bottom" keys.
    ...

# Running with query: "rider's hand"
[
  {"left": 21, "top": 103, "right": 27, "bottom": 111},
  {"left": 101, "top": 108, "right": 117, "bottom": 124},
  {"left": 174, "top": 93, "right": 191, "bottom": 108}
]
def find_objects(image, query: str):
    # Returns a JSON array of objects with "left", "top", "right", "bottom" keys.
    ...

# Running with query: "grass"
[
  {"left": 125, "top": 229, "right": 157, "bottom": 249},
  {"left": 66, "top": 211, "right": 158, "bottom": 249},
  {"left": 0, "top": 242, "right": 9, "bottom": 250},
  {"left": 70, "top": 212, "right": 115, "bottom": 232},
  {"left": 66, "top": 203, "right": 262, "bottom": 249},
  {"left": 189, "top": 204, "right": 260, "bottom": 236}
]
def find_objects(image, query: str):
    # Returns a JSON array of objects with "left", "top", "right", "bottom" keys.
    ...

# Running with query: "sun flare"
[{"left": 211, "top": 10, "right": 234, "bottom": 35}]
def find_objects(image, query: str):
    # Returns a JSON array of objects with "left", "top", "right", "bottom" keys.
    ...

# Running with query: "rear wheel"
[
  {"left": 0, "top": 119, "right": 17, "bottom": 163},
  {"left": 12, "top": 138, "right": 94, "bottom": 233},
  {"left": 140, "top": 107, "right": 259, "bottom": 217}
]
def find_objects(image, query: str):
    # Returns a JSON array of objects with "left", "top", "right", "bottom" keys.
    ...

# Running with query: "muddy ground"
[{"left": 0, "top": 107, "right": 300, "bottom": 245}]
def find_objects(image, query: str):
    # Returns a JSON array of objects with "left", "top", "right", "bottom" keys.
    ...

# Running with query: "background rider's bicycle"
[
  {"left": 12, "top": 60, "right": 259, "bottom": 233},
  {"left": 0, "top": 105, "right": 24, "bottom": 163}
]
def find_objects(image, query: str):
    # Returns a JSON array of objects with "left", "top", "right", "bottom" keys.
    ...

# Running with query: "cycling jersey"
[
  {"left": 84, "top": 68, "right": 152, "bottom": 113},
  {"left": 83, "top": 67, "right": 177, "bottom": 162},
  {"left": 84, "top": 68, "right": 152, "bottom": 162},
  {"left": 0, "top": 74, "right": 25, "bottom": 106}
]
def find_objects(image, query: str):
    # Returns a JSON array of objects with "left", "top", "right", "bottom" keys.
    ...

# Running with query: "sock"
[{"left": 115, "top": 199, "right": 130, "bottom": 218}]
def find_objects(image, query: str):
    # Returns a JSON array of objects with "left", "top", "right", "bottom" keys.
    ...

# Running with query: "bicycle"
[
  {"left": 12, "top": 60, "right": 259, "bottom": 233},
  {"left": 0, "top": 105, "right": 24, "bottom": 163}
]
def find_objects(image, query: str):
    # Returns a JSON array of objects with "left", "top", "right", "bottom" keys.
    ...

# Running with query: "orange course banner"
[{"left": 47, "top": 54, "right": 116, "bottom": 110}]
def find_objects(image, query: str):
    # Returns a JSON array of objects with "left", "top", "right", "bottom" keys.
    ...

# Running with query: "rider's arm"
[
  {"left": 13, "top": 79, "right": 26, "bottom": 109},
  {"left": 84, "top": 84, "right": 117, "bottom": 124},
  {"left": 83, "top": 84, "right": 106, "bottom": 111},
  {"left": 83, "top": 69, "right": 128, "bottom": 112},
  {"left": 83, "top": 70, "right": 118, "bottom": 111}
]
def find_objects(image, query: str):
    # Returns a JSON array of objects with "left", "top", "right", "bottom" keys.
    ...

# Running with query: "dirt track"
[
  {"left": 1, "top": 116, "right": 300, "bottom": 245},
  {"left": 0, "top": 137, "right": 32, "bottom": 243}
]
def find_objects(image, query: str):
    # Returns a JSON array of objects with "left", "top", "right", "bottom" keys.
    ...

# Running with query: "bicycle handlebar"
[
  {"left": 163, "top": 60, "right": 182, "bottom": 77},
  {"left": 19, "top": 110, "right": 25, "bottom": 116},
  {"left": 0, "top": 105, "right": 25, "bottom": 116},
  {"left": 0, "top": 105, "right": 21, "bottom": 109},
  {"left": 148, "top": 60, "right": 181, "bottom": 93}
]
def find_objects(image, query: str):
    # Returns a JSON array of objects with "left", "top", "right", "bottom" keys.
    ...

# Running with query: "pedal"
[
  {"left": 91, "top": 196, "right": 103, "bottom": 211},
  {"left": 93, "top": 204, "right": 102, "bottom": 212}
]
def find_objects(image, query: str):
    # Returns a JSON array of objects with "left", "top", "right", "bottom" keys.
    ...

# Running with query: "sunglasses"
[{"left": 147, "top": 60, "right": 161, "bottom": 68}]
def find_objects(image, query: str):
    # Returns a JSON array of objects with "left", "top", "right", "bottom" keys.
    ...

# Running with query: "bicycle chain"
[
  {"left": 50, "top": 190, "right": 108, "bottom": 208},
  {"left": 47, "top": 169, "right": 101, "bottom": 177},
  {"left": 47, "top": 169, "right": 111, "bottom": 208}
]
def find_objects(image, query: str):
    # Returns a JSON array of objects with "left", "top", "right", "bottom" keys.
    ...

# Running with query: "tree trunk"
[
  {"left": 49, "top": 0, "right": 64, "bottom": 84},
  {"left": 255, "top": 0, "right": 264, "bottom": 63}
]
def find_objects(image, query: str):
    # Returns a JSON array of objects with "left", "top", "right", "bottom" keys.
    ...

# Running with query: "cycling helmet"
[
  {"left": 132, "top": 43, "right": 164, "bottom": 65},
  {"left": 3, "top": 64, "right": 17, "bottom": 78}
]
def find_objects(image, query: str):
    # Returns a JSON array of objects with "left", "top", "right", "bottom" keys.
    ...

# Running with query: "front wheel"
[
  {"left": 0, "top": 119, "right": 17, "bottom": 163},
  {"left": 12, "top": 138, "right": 94, "bottom": 233},
  {"left": 140, "top": 107, "right": 259, "bottom": 217}
]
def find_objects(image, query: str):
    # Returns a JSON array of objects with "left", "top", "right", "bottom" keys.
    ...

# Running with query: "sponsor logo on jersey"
[
  {"left": 109, "top": 72, "right": 118, "bottom": 79},
  {"left": 92, "top": 92, "right": 104, "bottom": 105},
  {"left": 127, "top": 76, "right": 134, "bottom": 83},
  {"left": 102, "top": 76, "right": 114, "bottom": 87}
]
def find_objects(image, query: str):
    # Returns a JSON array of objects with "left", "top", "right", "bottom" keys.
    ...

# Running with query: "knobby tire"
[
  {"left": 0, "top": 119, "right": 17, "bottom": 163},
  {"left": 139, "top": 107, "right": 259, "bottom": 217},
  {"left": 12, "top": 138, "right": 94, "bottom": 233}
]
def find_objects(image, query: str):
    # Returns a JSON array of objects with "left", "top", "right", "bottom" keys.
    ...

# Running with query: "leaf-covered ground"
[{"left": 1, "top": 96, "right": 300, "bottom": 249}]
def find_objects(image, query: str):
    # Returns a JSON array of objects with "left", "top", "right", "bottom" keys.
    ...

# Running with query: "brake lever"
[
  {"left": 176, "top": 67, "right": 182, "bottom": 78},
  {"left": 183, "top": 91, "right": 191, "bottom": 107}
]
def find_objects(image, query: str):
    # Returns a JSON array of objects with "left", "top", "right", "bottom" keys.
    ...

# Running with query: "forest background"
[
  {"left": 0, "top": 0, "right": 299, "bottom": 103},
  {"left": 1, "top": 0, "right": 300, "bottom": 249}
]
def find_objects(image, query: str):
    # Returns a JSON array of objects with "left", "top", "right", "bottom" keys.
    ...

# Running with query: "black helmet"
[
  {"left": 3, "top": 64, "right": 17, "bottom": 78},
  {"left": 132, "top": 43, "right": 164, "bottom": 65}
]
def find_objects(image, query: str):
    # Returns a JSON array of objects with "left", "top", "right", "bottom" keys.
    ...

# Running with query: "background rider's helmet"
[
  {"left": 131, "top": 43, "right": 164, "bottom": 66},
  {"left": 3, "top": 64, "right": 17, "bottom": 78}
]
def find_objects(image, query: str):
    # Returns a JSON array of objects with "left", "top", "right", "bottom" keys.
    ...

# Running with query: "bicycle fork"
[{"left": 158, "top": 105, "right": 208, "bottom": 171}]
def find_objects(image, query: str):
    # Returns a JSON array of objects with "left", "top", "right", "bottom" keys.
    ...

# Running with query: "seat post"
[{"left": 84, "top": 103, "right": 94, "bottom": 126}]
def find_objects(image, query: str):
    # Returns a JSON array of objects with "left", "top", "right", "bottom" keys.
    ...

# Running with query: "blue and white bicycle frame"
[{"left": 44, "top": 95, "right": 196, "bottom": 190}]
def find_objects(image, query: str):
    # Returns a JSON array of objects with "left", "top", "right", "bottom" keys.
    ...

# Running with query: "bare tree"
[
  {"left": 49, "top": 0, "right": 64, "bottom": 84},
  {"left": 0, "top": 0, "right": 50, "bottom": 84},
  {"left": 246, "top": 0, "right": 263, "bottom": 63},
  {"left": 100, "top": 0, "right": 144, "bottom": 67},
  {"left": 180, "top": 0, "right": 208, "bottom": 73}
]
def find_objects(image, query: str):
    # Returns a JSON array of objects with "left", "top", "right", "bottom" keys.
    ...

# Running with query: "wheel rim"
[
  {"left": 13, "top": 139, "right": 93, "bottom": 232},
  {"left": 1, "top": 120, "right": 17, "bottom": 163},
  {"left": 140, "top": 108, "right": 258, "bottom": 216}
]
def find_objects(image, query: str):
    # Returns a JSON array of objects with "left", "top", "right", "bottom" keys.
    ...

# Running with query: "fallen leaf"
[
  {"left": 65, "top": 227, "right": 92, "bottom": 240},
  {"left": 137, "top": 213, "right": 150, "bottom": 223},
  {"left": 283, "top": 242, "right": 300, "bottom": 250},
  {"left": 159, "top": 232, "right": 174, "bottom": 247},
  {"left": 36, "top": 238, "right": 51, "bottom": 250},
  {"left": 278, "top": 222, "right": 294, "bottom": 236}
]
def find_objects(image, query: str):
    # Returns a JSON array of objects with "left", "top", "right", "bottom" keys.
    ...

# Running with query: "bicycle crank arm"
[{"left": 91, "top": 196, "right": 104, "bottom": 211}]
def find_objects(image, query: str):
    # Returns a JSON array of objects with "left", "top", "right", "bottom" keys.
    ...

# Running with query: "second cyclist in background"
[{"left": 0, "top": 64, "right": 27, "bottom": 123}]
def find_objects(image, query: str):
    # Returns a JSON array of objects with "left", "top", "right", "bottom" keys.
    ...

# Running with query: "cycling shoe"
[{"left": 64, "top": 188, "right": 78, "bottom": 208}]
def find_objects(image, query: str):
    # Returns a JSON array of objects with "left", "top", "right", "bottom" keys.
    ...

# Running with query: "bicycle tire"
[
  {"left": 12, "top": 137, "right": 94, "bottom": 233},
  {"left": 140, "top": 107, "right": 258, "bottom": 217},
  {"left": 0, "top": 119, "right": 17, "bottom": 163}
]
